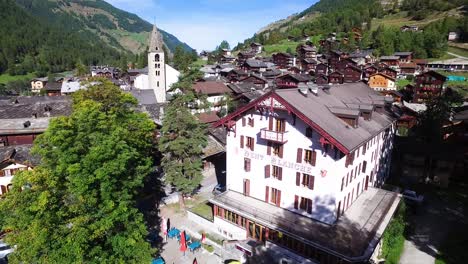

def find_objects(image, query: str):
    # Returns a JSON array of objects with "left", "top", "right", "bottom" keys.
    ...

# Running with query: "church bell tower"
[{"left": 148, "top": 24, "right": 166, "bottom": 103}]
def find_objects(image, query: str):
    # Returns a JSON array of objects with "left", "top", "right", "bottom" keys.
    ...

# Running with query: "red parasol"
[
  {"left": 201, "top": 232, "right": 206, "bottom": 243},
  {"left": 193, "top": 258, "right": 198, "bottom": 264},
  {"left": 179, "top": 230, "right": 187, "bottom": 252}
]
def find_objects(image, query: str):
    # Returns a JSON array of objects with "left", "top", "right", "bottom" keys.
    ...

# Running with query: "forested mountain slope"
[{"left": 14, "top": 0, "right": 192, "bottom": 53}]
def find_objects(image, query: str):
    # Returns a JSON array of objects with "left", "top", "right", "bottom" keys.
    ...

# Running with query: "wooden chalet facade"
[
  {"left": 368, "top": 73, "right": 396, "bottom": 91},
  {"left": 413, "top": 71, "right": 447, "bottom": 103},
  {"left": 276, "top": 74, "right": 311, "bottom": 88},
  {"left": 328, "top": 71, "right": 344, "bottom": 84},
  {"left": 399, "top": 63, "right": 417, "bottom": 76},
  {"left": 315, "top": 74, "right": 328, "bottom": 85},
  {"left": 315, "top": 63, "right": 329, "bottom": 76},
  {"left": 379, "top": 56, "right": 399, "bottom": 67},
  {"left": 379, "top": 67, "right": 397, "bottom": 79},
  {"left": 272, "top": 52, "right": 294, "bottom": 69},
  {"left": 237, "top": 51, "right": 256, "bottom": 65},
  {"left": 343, "top": 65, "right": 363, "bottom": 83},
  {"left": 240, "top": 75, "right": 268, "bottom": 89}
]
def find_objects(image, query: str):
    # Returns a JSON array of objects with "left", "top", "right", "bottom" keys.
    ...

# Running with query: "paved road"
[
  {"left": 400, "top": 239, "right": 435, "bottom": 264},
  {"left": 447, "top": 51, "right": 468, "bottom": 59}
]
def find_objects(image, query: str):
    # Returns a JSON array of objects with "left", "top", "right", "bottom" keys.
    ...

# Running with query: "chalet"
[
  {"left": 199, "top": 50, "right": 210, "bottom": 60},
  {"left": 0, "top": 145, "right": 39, "bottom": 195},
  {"left": 30, "top": 77, "right": 48, "bottom": 93},
  {"left": 223, "top": 69, "right": 248, "bottom": 83},
  {"left": 393, "top": 52, "right": 413, "bottom": 63},
  {"left": 368, "top": 73, "right": 396, "bottom": 91},
  {"left": 221, "top": 48, "right": 232, "bottom": 56},
  {"left": 272, "top": 52, "right": 294, "bottom": 69},
  {"left": 227, "top": 82, "right": 265, "bottom": 106},
  {"left": 315, "top": 74, "right": 328, "bottom": 85},
  {"left": 413, "top": 59, "right": 428, "bottom": 73},
  {"left": 399, "top": 63, "right": 417, "bottom": 76},
  {"left": 349, "top": 49, "right": 376, "bottom": 64},
  {"left": 250, "top": 43, "right": 263, "bottom": 54},
  {"left": 364, "top": 65, "right": 379, "bottom": 79},
  {"left": 379, "top": 67, "right": 398, "bottom": 79},
  {"left": 300, "top": 58, "right": 318, "bottom": 72},
  {"left": 240, "top": 74, "right": 268, "bottom": 89},
  {"left": 328, "top": 50, "right": 348, "bottom": 70},
  {"left": 296, "top": 44, "right": 317, "bottom": 60},
  {"left": 315, "top": 63, "right": 329, "bottom": 76},
  {"left": 91, "top": 66, "right": 119, "bottom": 79},
  {"left": 192, "top": 81, "right": 231, "bottom": 113},
  {"left": 262, "top": 69, "right": 283, "bottom": 80},
  {"left": 43, "top": 82, "right": 62, "bottom": 96},
  {"left": 328, "top": 71, "right": 344, "bottom": 84},
  {"left": 379, "top": 56, "right": 399, "bottom": 67},
  {"left": 237, "top": 51, "right": 256, "bottom": 65},
  {"left": 337, "top": 58, "right": 358, "bottom": 72},
  {"left": 343, "top": 65, "right": 363, "bottom": 83},
  {"left": 242, "top": 59, "right": 268, "bottom": 73},
  {"left": 276, "top": 73, "right": 311, "bottom": 89},
  {"left": 413, "top": 71, "right": 447, "bottom": 103},
  {"left": 210, "top": 82, "right": 399, "bottom": 264},
  {"left": 220, "top": 54, "right": 236, "bottom": 64}
]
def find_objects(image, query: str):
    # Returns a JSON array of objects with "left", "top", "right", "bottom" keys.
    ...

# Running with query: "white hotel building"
[{"left": 209, "top": 83, "right": 401, "bottom": 264}]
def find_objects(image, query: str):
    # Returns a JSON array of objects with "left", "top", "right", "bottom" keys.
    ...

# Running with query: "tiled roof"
[
  {"left": 193, "top": 81, "right": 231, "bottom": 95},
  {"left": 0, "top": 145, "right": 40, "bottom": 167},
  {"left": 197, "top": 112, "right": 220, "bottom": 124},
  {"left": 0, "top": 96, "right": 71, "bottom": 119},
  {"left": 129, "top": 90, "right": 157, "bottom": 105},
  {"left": 245, "top": 59, "right": 268, "bottom": 68}
]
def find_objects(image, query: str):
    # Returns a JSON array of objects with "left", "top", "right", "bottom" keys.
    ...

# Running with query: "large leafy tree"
[
  {"left": 0, "top": 79, "right": 155, "bottom": 263},
  {"left": 158, "top": 78, "right": 207, "bottom": 208}
]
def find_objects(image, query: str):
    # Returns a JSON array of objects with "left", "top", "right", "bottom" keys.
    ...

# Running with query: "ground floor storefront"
[{"left": 209, "top": 188, "right": 400, "bottom": 264}]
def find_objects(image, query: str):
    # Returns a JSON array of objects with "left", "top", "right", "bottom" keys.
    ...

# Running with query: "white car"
[
  {"left": 402, "top": 190, "right": 424, "bottom": 203},
  {"left": 0, "top": 241, "right": 13, "bottom": 259}
]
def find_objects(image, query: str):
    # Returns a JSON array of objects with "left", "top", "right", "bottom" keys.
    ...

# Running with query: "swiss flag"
[{"left": 321, "top": 170, "right": 327, "bottom": 177}]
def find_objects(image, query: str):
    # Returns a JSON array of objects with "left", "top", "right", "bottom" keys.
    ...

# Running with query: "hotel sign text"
[{"left": 244, "top": 150, "right": 313, "bottom": 174}]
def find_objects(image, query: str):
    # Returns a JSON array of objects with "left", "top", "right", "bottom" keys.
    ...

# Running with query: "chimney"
[{"left": 23, "top": 121, "right": 31, "bottom": 128}]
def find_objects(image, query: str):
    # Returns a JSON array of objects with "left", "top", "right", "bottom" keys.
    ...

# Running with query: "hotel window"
[
  {"left": 341, "top": 177, "right": 344, "bottom": 191},
  {"left": 246, "top": 137, "right": 254, "bottom": 151},
  {"left": 272, "top": 143, "right": 283, "bottom": 158},
  {"left": 276, "top": 119, "right": 286, "bottom": 132},
  {"left": 304, "top": 150, "right": 317, "bottom": 166},
  {"left": 270, "top": 188, "right": 281, "bottom": 206},
  {"left": 305, "top": 127, "right": 313, "bottom": 138},
  {"left": 295, "top": 196, "right": 313, "bottom": 214},
  {"left": 272, "top": 166, "right": 283, "bottom": 180},
  {"left": 302, "top": 174, "right": 314, "bottom": 190},
  {"left": 244, "top": 158, "right": 251, "bottom": 172},
  {"left": 248, "top": 117, "right": 254, "bottom": 127}
]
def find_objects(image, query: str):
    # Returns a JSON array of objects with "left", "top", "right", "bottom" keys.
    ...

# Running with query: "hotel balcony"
[{"left": 260, "top": 128, "right": 288, "bottom": 144}]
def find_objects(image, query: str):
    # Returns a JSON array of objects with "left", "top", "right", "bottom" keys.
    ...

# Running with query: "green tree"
[
  {"left": 158, "top": 85, "right": 207, "bottom": 209},
  {"left": 75, "top": 60, "right": 88, "bottom": 77},
  {"left": 0, "top": 79, "right": 155, "bottom": 263}
]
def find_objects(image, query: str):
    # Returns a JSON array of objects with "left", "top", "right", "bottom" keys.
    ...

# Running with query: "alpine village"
[{"left": 0, "top": 0, "right": 468, "bottom": 263}]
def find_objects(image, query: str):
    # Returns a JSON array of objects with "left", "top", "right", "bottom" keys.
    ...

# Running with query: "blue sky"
[{"left": 105, "top": 0, "right": 317, "bottom": 52}]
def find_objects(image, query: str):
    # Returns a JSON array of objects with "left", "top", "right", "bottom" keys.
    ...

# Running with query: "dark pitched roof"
[
  {"left": 419, "top": 70, "right": 447, "bottom": 81},
  {"left": 278, "top": 73, "right": 311, "bottom": 82},
  {"left": 129, "top": 90, "right": 157, "bottom": 105},
  {"left": 0, "top": 96, "right": 71, "bottom": 119},
  {"left": 0, "top": 145, "right": 40, "bottom": 167},
  {"left": 197, "top": 112, "right": 221, "bottom": 124},
  {"left": 44, "top": 82, "right": 62, "bottom": 91},
  {"left": 245, "top": 59, "right": 268, "bottom": 68},
  {"left": 394, "top": 52, "right": 413, "bottom": 56}
]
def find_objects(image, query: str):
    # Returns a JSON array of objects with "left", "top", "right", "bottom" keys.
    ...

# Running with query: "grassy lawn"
[
  {"left": 447, "top": 46, "right": 468, "bottom": 58},
  {"left": 396, "top": 78, "right": 414, "bottom": 89},
  {"left": 0, "top": 72, "right": 36, "bottom": 84},
  {"left": 189, "top": 201, "right": 213, "bottom": 221},
  {"left": 427, "top": 53, "right": 456, "bottom": 62},
  {"left": 262, "top": 40, "right": 303, "bottom": 56},
  {"left": 379, "top": 202, "right": 407, "bottom": 264},
  {"left": 371, "top": 9, "right": 459, "bottom": 31}
]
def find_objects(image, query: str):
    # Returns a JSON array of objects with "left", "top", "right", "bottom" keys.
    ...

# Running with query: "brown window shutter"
[
  {"left": 296, "top": 148, "right": 303, "bottom": 163},
  {"left": 363, "top": 143, "right": 366, "bottom": 155},
  {"left": 279, "top": 145, "right": 284, "bottom": 158},
  {"left": 276, "top": 190, "right": 281, "bottom": 207},
  {"left": 267, "top": 142, "right": 271, "bottom": 155},
  {"left": 240, "top": 136, "right": 244, "bottom": 148},
  {"left": 307, "top": 199, "right": 312, "bottom": 214},
  {"left": 246, "top": 179, "right": 250, "bottom": 196},
  {"left": 278, "top": 167, "right": 283, "bottom": 181},
  {"left": 265, "top": 186, "right": 269, "bottom": 202},
  {"left": 242, "top": 117, "right": 246, "bottom": 127},
  {"left": 362, "top": 161, "right": 367, "bottom": 173},
  {"left": 309, "top": 176, "right": 315, "bottom": 190},
  {"left": 282, "top": 121, "right": 286, "bottom": 133},
  {"left": 268, "top": 116, "right": 273, "bottom": 130},
  {"left": 296, "top": 172, "right": 300, "bottom": 186},
  {"left": 252, "top": 118, "right": 255, "bottom": 127},
  {"left": 251, "top": 138, "right": 255, "bottom": 151},
  {"left": 311, "top": 150, "right": 317, "bottom": 166},
  {"left": 265, "top": 165, "right": 270, "bottom": 178},
  {"left": 294, "top": 195, "right": 299, "bottom": 209}
]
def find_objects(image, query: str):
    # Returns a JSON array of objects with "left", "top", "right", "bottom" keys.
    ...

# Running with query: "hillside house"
[
  {"left": 368, "top": 73, "right": 396, "bottom": 91},
  {"left": 272, "top": 53, "right": 294, "bottom": 69},
  {"left": 276, "top": 74, "right": 311, "bottom": 89},
  {"left": 250, "top": 43, "right": 263, "bottom": 54},
  {"left": 343, "top": 65, "right": 363, "bottom": 83},
  {"left": 192, "top": 81, "right": 231, "bottom": 114},
  {"left": 413, "top": 71, "right": 447, "bottom": 103},
  {"left": 240, "top": 74, "right": 268, "bottom": 89},
  {"left": 328, "top": 71, "right": 344, "bottom": 84},
  {"left": 394, "top": 52, "right": 413, "bottom": 63},
  {"left": 30, "top": 77, "right": 48, "bottom": 93},
  {"left": 379, "top": 56, "right": 399, "bottom": 67}
]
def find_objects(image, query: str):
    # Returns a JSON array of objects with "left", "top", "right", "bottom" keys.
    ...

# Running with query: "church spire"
[{"left": 149, "top": 23, "right": 164, "bottom": 52}]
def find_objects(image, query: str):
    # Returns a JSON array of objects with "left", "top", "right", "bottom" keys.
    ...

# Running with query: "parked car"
[
  {"left": 212, "top": 184, "right": 226, "bottom": 195},
  {"left": 402, "top": 190, "right": 424, "bottom": 203},
  {"left": 0, "top": 241, "right": 13, "bottom": 260}
]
